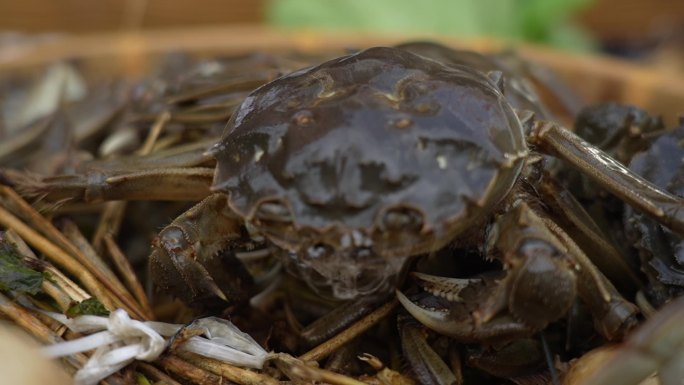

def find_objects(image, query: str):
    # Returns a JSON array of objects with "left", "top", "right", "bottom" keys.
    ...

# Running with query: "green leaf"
[
  {"left": 0, "top": 240, "right": 44, "bottom": 295},
  {"left": 136, "top": 373, "right": 152, "bottom": 385},
  {"left": 66, "top": 297, "right": 110, "bottom": 317},
  {"left": 266, "top": 0, "right": 596, "bottom": 50}
]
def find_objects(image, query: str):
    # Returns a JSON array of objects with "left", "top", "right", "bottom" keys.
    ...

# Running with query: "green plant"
[{"left": 266, "top": 0, "right": 596, "bottom": 50}]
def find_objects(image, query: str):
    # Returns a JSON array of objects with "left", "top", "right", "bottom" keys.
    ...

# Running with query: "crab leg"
[
  {"left": 565, "top": 296, "right": 684, "bottom": 385},
  {"left": 2, "top": 134, "right": 220, "bottom": 203},
  {"left": 299, "top": 296, "right": 383, "bottom": 347},
  {"left": 527, "top": 117, "right": 684, "bottom": 238},
  {"left": 398, "top": 314, "right": 460, "bottom": 385},
  {"left": 398, "top": 298, "right": 547, "bottom": 382},
  {"left": 4, "top": 167, "right": 214, "bottom": 203},
  {"left": 535, "top": 172, "right": 643, "bottom": 292},
  {"left": 483, "top": 199, "right": 638, "bottom": 340},
  {"left": 149, "top": 193, "right": 255, "bottom": 307},
  {"left": 399, "top": 198, "right": 638, "bottom": 342}
]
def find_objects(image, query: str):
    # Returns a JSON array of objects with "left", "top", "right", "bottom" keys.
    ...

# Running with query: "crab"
[
  {"left": 557, "top": 102, "right": 666, "bottom": 238},
  {"left": 562, "top": 295, "right": 684, "bottom": 385},
  {"left": 558, "top": 103, "right": 684, "bottom": 308},
  {"left": 623, "top": 116, "right": 684, "bottom": 307},
  {"left": 143, "top": 44, "right": 675, "bottom": 339},
  {"left": 7, "top": 44, "right": 684, "bottom": 352}
]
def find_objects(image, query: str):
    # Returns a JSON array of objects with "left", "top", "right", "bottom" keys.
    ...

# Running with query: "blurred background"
[
  {"left": 0, "top": 0, "right": 681, "bottom": 124},
  {"left": 0, "top": 0, "right": 681, "bottom": 69}
]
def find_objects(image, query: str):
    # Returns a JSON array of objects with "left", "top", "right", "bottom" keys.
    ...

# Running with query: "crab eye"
[
  {"left": 255, "top": 201, "right": 292, "bottom": 222},
  {"left": 306, "top": 243, "right": 334, "bottom": 260},
  {"left": 382, "top": 207, "right": 424, "bottom": 231},
  {"left": 158, "top": 226, "right": 190, "bottom": 252}
]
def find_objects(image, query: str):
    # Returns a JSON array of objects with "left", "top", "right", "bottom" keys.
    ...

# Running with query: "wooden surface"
[
  {"left": 0, "top": 26, "right": 682, "bottom": 124},
  {"left": 0, "top": 0, "right": 265, "bottom": 32},
  {"left": 578, "top": 0, "right": 684, "bottom": 41},
  {"left": 0, "top": 0, "right": 682, "bottom": 44}
]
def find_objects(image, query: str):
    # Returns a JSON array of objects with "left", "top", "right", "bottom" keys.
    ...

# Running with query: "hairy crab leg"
[
  {"left": 4, "top": 167, "right": 214, "bottom": 203},
  {"left": 564, "top": 296, "right": 684, "bottom": 385},
  {"left": 398, "top": 314, "right": 460, "bottom": 385},
  {"left": 536, "top": 214, "right": 639, "bottom": 340},
  {"left": 526, "top": 115, "right": 684, "bottom": 238},
  {"left": 484, "top": 198, "right": 638, "bottom": 340},
  {"left": 299, "top": 296, "right": 384, "bottom": 347},
  {"left": 2, "top": 133, "right": 220, "bottom": 203},
  {"left": 399, "top": 302, "right": 548, "bottom": 382},
  {"left": 535, "top": 172, "right": 643, "bottom": 292},
  {"left": 149, "top": 193, "right": 256, "bottom": 307}
]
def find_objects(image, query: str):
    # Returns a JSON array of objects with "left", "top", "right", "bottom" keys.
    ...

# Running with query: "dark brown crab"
[
  {"left": 558, "top": 103, "right": 684, "bottom": 307},
  {"left": 8, "top": 44, "right": 684, "bottom": 348},
  {"left": 146, "top": 45, "right": 684, "bottom": 344},
  {"left": 623, "top": 116, "right": 684, "bottom": 306}
]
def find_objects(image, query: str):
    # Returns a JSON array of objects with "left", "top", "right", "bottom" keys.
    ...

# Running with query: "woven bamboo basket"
[{"left": 2, "top": 26, "right": 682, "bottom": 121}]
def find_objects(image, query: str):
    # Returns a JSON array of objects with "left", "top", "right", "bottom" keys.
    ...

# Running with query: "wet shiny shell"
[
  {"left": 210, "top": 47, "right": 526, "bottom": 255},
  {"left": 396, "top": 41, "right": 548, "bottom": 118}
]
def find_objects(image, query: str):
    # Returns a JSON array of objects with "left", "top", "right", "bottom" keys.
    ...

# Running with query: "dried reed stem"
[
  {"left": 91, "top": 201, "right": 127, "bottom": 253},
  {"left": 276, "top": 354, "right": 369, "bottom": 385},
  {"left": 60, "top": 219, "right": 119, "bottom": 283},
  {"left": 0, "top": 292, "right": 87, "bottom": 373},
  {"left": 180, "top": 352, "right": 279, "bottom": 385},
  {"left": 139, "top": 110, "right": 171, "bottom": 155},
  {"left": 137, "top": 362, "right": 184, "bottom": 385},
  {"left": 87, "top": 111, "right": 168, "bottom": 317},
  {"left": 93, "top": 111, "right": 170, "bottom": 251},
  {"left": 156, "top": 354, "right": 226, "bottom": 385},
  {"left": 0, "top": 186, "right": 145, "bottom": 317},
  {"left": 0, "top": 292, "right": 60, "bottom": 344},
  {"left": 0, "top": 204, "right": 121, "bottom": 311},
  {"left": 5, "top": 230, "right": 81, "bottom": 310},
  {"left": 103, "top": 234, "right": 153, "bottom": 319}
]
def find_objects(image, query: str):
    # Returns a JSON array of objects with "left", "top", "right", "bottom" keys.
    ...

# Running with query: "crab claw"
[
  {"left": 149, "top": 195, "right": 255, "bottom": 308},
  {"left": 396, "top": 272, "right": 535, "bottom": 344},
  {"left": 409, "top": 272, "right": 480, "bottom": 302},
  {"left": 150, "top": 232, "right": 229, "bottom": 303}
]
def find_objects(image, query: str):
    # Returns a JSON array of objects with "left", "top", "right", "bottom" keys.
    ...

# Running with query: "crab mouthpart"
[{"left": 283, "top": 244, "right": 409, "bottom": 300}]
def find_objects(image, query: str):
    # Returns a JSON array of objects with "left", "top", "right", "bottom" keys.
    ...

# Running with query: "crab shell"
[
  {"left": 209, "top": 47, "right": 527, "bottom": 295},
  {"left": 396, "top": 41, "right": 550, "bottom": 118}
]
